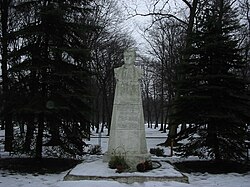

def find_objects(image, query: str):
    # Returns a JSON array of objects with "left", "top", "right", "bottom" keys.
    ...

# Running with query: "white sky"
[
  {"left": 118, "top": 0, "right": 187, "bottom": 54},
  {"left": 119, "top": 0, "right": 152, "bottom": 50},
  {"left": 0, "top": 0, "right": 187, "bottom": 76}
]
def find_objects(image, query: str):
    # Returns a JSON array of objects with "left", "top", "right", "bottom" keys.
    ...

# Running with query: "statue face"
[{"left": 124, "top": 49, "right": 136, "bottom": 65}]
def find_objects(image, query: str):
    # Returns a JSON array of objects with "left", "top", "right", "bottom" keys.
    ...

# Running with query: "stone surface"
[
  {"left": 104, "top": 49, "right": 149, "bottom": 170},
  {"left": 65, "top": 156, "right": 189, "bottom": 184}
]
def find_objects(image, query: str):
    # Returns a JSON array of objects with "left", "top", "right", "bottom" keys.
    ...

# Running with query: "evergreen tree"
[
  {"left": 0, "top": 0, "right": 14, "bottom": 151},
  {"left": 171, "top": 0, "right": 250, "bottom": 161},
  {"left": 4, "top": 0, "right": 96, "bottom": 158}
]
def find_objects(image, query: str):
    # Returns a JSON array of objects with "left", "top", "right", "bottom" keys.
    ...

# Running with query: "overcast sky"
[
  {"left": 119, "top": 0, "right": 187, "bottom": 54},
  {"left": 0, "top": 1, "right": 186, "bottom": 76},
  {"left": 119, "top": 0, "right": 151, "bottom": 48}
]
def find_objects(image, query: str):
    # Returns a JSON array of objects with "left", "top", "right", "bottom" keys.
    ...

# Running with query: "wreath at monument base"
[
  {"left": 108, "top": 155, "right": 129, "bottom": 173},
  {"left": 136, "top": 160, "right": 162, "bottom": 172}
]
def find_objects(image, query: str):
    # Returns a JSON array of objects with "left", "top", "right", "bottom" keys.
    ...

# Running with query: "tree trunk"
[
  {"left": 163, "top": 113, "right": 168, "bottom": 133},
  {"left": 166, "top": 0, "right": 199, "bottom": 144},
  {"left": 1, "top": 0, "right": 13, "bottom": 152},
  {"left": 95, "top": 115, "right": 100, "bottom": 133},
  {"left": 154, "top": 117, "right": 159, "bottom": 129},
  {"left": 105, "top": 95, "right": 112, "bottom": 136},
  {"left": 35, "top": 113, "right": 44, "bottom": 159},
  {"left": 24, "top": 119, "right": 34, "bottom": 152},
  {"left": 4, "top": 114, "right": 13, "bottom": 151},
  {"left": 0, "top": 120, "right": 4, "bottom": 130},
  {"left": 207, "top": 123, "right": 220, "bottom": 161},
  {"left": 19, "top": 121, "right": 25, "bottom": 135},
  {"left": 150, "top": 113, "right": 153, "bottom": 128},
  {"left": 181, "top": 124, "right": 187, "bottom": 131},
  {"left": 153, "top": 83, "right": 159, "bottom": 129},
  {"left": 95, "top": 92, "right": 100, "bottom": 133},
  {"left": 159, "top": 61, "right": 164, "bottom": 131},
  {"left": 101, "top": 91, "right": 106, "bottom": 131},
  {"left": 46, "top": 117, "right": 61, "bottom": 146},
  {"left": 146, "top": 88, "right": 151, "bottom": 128}
]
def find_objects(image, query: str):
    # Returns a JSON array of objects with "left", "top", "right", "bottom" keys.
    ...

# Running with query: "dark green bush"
[{"left": 150, "top": 147, "right": 164, "bottom": 157}]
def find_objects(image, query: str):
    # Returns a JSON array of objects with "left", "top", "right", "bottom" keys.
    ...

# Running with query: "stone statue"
[
  {"left": 113, "top": 49, "right": 142, "bottom": 105},
  {"left": 104, "top": 48, "right": 149, "bottom": 171}
]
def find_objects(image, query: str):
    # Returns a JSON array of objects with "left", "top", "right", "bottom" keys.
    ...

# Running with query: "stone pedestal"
[{"left": 104, "top": 49, "right": 150, "bottom": 171}]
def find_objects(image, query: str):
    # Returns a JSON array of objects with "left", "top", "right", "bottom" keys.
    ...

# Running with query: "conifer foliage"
[
  {"left": 171, "top": 0, "right": 250, "bottom": 161},
  {"left": 1, "top": 0, "right": 96, "bottom": 158}
]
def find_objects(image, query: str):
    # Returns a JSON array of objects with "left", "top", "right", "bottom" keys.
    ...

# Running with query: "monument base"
[
  {"left": 103, "top": 152, "right": 151, "bottom": 171},
  {"left": 65, "top": 156, "right": 189, "bottom": 184}
]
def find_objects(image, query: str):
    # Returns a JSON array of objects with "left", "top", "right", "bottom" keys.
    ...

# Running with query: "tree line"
[
  {"left": 140, "top": 0, "right": 250, "bottom": 161},
  {"left": 0, "top": 0, "right": 134, "bottom": 158},
  {"left": 1, "top": 0, "right": 250, "bottom": 162}
]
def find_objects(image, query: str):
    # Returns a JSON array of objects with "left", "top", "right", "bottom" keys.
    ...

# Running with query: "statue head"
[{"left": 124, "top": 48, "right": 136, "bottom": 66}]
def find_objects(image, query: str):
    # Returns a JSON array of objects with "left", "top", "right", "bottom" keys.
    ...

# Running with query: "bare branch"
[
  {"left": 134, "top": 12, "right": 187, "bottom": 25},
  {"left": 182, "top": 0, "right": 192, "bottom": 9},
  {"left": 153, "top": 0, "right": 162, "bottom": 13},
  {"left": 159, "top": 1, "right": 170, "bottom": 14},
  {"left": 152, "top": 0, "right": 170, "bottom": 13}
]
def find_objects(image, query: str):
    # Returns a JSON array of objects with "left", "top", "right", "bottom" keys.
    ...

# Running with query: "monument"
[{"left": 104, "top": 48, "right": 150, "bottom": 171}]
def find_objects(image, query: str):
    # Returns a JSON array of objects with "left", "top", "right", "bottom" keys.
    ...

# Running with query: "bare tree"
[
  {"left": 142, "top": 18, "right": 184, "bottom": 133},
  {"left": 140, "top": 56, "right": 155, "bottom": 128},
  {"left": 126, "top": 0, "right": 201, "bottom": 145},
  {"left": 90, "top": 0, "right": 136, "bottom": 134}
]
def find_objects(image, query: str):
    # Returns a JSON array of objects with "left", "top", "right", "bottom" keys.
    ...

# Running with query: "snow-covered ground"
[
  {"left": 0, "top": 126, "right": 249, "bottom": 187},
  {"left": 1, "top": 168, "right": 249, "bottom": 187}
]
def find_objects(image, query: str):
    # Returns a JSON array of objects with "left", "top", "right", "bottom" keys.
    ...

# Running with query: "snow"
[
  {"left": 55, "top": 180, "right": 191, "bottom": 187},
  {"left": 0, "top": 171, "right": 67, "bottom": 187},
  {"left": 1, "top": 171, "right": 250, "bottom": 187},
  {"left": 69, "top": 156, "right": 183, "bottom": 177},
  {"left": 0, "top": 126, "right": 250, "bottom": 187}
]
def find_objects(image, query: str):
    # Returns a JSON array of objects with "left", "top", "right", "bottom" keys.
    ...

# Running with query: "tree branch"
[
  {"left": 182, "top": 0, "right": 192, "bottom": 9},
  {"left": 133, "top": 12, "right": 187, "bottom": 26}
]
